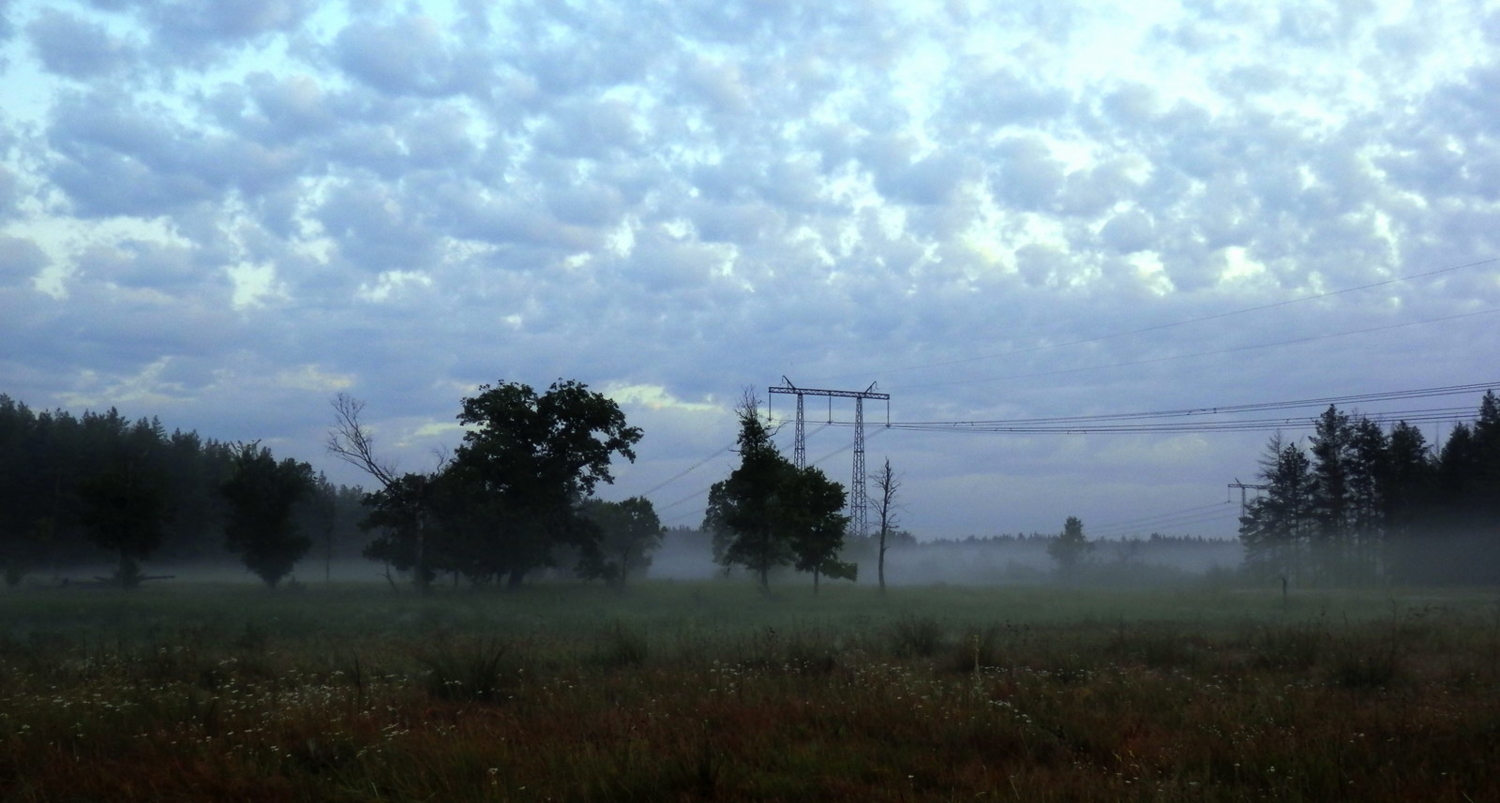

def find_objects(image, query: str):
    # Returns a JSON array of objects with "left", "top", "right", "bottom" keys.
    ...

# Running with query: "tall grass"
[{"left": 0, "top": 581, "right": 1496, "bottom": 801}]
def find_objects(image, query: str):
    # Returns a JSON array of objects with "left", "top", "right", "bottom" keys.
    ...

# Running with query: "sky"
[{"left": 1, "top": 0, "right": 1498, "bottom": 541}]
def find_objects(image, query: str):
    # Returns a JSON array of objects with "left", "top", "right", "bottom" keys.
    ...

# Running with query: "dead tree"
[{"left": 869, "top": 457, "right": 902, "bottom": 593}]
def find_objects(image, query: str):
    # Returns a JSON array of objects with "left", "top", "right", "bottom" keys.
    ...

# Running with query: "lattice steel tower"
[{"left": 768, "top": 378, "right": 890, "bottom": 538}]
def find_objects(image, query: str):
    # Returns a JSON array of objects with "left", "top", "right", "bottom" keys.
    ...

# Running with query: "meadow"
[{"left": 1, "top": 579, "right": 1497, "bottom": 802}]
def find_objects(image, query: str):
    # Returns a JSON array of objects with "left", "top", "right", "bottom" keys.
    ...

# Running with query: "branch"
[{"left": 326, "top": 393, "right": 399, "bottom": 490}]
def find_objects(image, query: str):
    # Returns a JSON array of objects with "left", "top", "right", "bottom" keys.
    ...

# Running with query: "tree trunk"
[
  {"left": 507, "top": 568, "right": 526, "bottom": 589},
  {"left": 878, "top": 543, "right": 887, "bottom": 593},
  {"left": 813, "top": 567, "right": 820, "bottom": 595},
  {"left": 414, "top": 517, "right": 431, "bottom": 596},
  {"left": 119, "top": 552, "right": 139, "bottom": 590}
]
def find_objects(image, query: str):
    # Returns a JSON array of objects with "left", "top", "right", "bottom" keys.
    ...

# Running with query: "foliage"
[
  {"left": 445, "top": 379, "right": 643, "bottom": 587},
  {"left": 77, "top": 466, "right": 172, "bottom": 589},
  {"left": 0, "top": 395, "right": 367, "bottom": 582},
  {"left": 359, "top": 472, "right": 437, "bottom": 585},
  {"left": 1046, "top": 515, "right": 1091, "bottom": 574},
  {"left": 221, "top": 442, "right": 317, "bottom": 587},
  {"left": 1239, "top": 433, "right": 1314, "bottom": 580},
  {"left": 1239, "top": 390, "right": 1500, "bottom": 586},
  {"left": 781, "top": 465, "right": 854, "bottom": 591},
  {"left": 704, "top": 395, "right": 855, "bottom": 591},
  {"left": 581, "top": 496, "right": 664, "bottom": 586}
]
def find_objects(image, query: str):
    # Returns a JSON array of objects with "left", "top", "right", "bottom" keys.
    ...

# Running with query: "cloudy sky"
[{"left": 2, "top": 0, "right": 1497, "bottom": 540}]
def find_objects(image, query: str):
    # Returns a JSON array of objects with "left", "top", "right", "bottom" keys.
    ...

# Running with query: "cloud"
[
  {"left": 2, "top": 0, "right": 1499, "bottom": 537},
  {"left": 533, "top": 98, "right": 642, "bottom": 159},
  {"left": 334, "top": 14, "right": 487, "bottom": 98},
  {"left": 143, "top": 0, "right": 316, "bottom": 66},
  {"left": 0, "top": 234, "right": 47, "bottom": 286},
  {"left": 1099, "top": 209, "right": 1154, "bottom": 254},
  {"left": 0, "top": 162, "right": 18, "bottom": 219},
  {"left": 44, "top": 91, "right": 307, "bottom": 217},
  {"left": 26, "top": 7, "right": 138, "bottom": 78}
]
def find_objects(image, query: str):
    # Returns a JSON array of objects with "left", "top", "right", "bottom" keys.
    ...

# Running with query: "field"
[{"left": 2, "top": 579, "right": 1498, "bottom": 802}]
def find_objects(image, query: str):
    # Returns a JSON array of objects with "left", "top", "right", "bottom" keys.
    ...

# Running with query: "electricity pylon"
[{"left": 768, "top": 378, "right": 890, "bottom": 538}]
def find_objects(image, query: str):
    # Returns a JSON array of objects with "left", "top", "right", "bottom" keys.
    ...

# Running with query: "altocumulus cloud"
[{"left": 0, "top": 0, "right": 1497, "bottom": 538}]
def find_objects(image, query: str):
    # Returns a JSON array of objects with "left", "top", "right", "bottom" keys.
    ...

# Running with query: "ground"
[{"left": 1, "top": 579, "right": 1497, "bottom": 801}]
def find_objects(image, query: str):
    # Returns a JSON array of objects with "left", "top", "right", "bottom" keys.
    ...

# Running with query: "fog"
[
  {"left": 31, "top": 530, "right": 1496, "bottom": 590},
  {"left": 643, "top": 530, "right": 1244, "bottom": 587}
]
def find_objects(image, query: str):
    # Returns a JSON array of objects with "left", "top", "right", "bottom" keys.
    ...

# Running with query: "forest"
[{"left": 1238, "top": 391, "right": 1500, "bottom": 585}]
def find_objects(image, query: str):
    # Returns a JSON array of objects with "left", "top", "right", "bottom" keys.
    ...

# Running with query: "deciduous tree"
[
  {"left": 449, "top": 379, "right": 642, "bottom": 587},
  {"left": 221, "top": 443, "right": 316, "bottom": 587},
  {"left": 582, "top": 496, "right": 663, "bottom": 587}
]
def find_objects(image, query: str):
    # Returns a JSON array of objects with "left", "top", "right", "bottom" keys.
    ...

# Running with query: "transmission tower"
[
  {"left": 769, "top": 378, "right": 890, "bottom": 538},
  {"left": 1228, "top": 479, "right": 1270, "bottom": 516}
]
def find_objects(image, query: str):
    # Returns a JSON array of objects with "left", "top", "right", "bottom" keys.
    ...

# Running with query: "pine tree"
[
  {"left": 1240, "top": 434, "right": 1314, "bottom": 583},
  {"left": 1309, "top": 406, "right": 1355, "bottom": 582}
]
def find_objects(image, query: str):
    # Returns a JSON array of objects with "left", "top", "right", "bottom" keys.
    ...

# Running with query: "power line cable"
[
  {"left": 823, "top": 381, "right": 1495, "bottom": 434},
  {"left": 891, "top": 307, "right": 1500, "bottom": 390},
  {"left": 880, "top": 406, "right": 1481, "bottom": 435},
  {"left": 897, "top": 382, "right": 1498, "bottom": 426},
  {"left": 1090, "top": 508, "right": 1241, "bottom": 536},
  {"left": 1088, "top": 501, "right": 1232, "bottom": 531},
  {"left": 819, "top": 256, "right": 1500, "bottom": 383},
  {"left": 637, "top": 444, "right": 733, "bottom": 497}
]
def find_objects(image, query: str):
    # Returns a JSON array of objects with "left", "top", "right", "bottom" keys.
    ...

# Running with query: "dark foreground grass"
[{"left": 2, "top": 581, "right": 1498, "bottom": 801}]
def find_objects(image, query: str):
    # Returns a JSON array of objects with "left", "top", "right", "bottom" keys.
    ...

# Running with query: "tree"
[
  {"left": 582, "top": 497, "right": 664, "bottom": 586},
  {"left": 1239, "top": 433, "right": 1314, "bottom": 582},
  {"left": 328, "top": 393, "right": 440, "bottom": 593},
  {"left": 783, "top": 465, "right": 853, "bottom": 594},
  {"left": 221, "top": 443, "right": 316, "bottom": 587},
  {"left": 869, "top": 457, "right": 902, "bottom": 593},
  {"left": 1047, "top": 516, "right": 1091, "bottom": 575},
  {"left": 449, "top": 379, "right": 642, "bottom": 588},
  {"left": 704, "top": 394, "right": 796, "bottom": 591},
  {"left": 358, "top": 472, "right": 436, "bottom": 588},
  {"left": 1348, "top": 417, "right": 1390, "bottom": 579},
  {"left": 1309, "top": 405, "right": 1355, "bottom": 581},
  {"left": 78, "top": 466, "right": 171, "bottom": 589}
]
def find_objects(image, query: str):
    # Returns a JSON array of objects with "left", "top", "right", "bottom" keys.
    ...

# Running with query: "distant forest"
[{"left": 0, "top": 396, "right": 367, "bottom": 585}]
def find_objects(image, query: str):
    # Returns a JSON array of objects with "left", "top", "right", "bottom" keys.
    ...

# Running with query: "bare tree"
[
  {"left": 326, "top": 393, "right": 431, "bottom": 594},
  {"left": 327, "top": 393, "right": 399, "bottom": 488},
  {"left": 869, "top": 457, "right": 902, "bottom": 593}
]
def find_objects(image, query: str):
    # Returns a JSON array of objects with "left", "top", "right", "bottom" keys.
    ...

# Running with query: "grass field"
[{"left": 2, "top": 579, "right": 1498, "bottom": 801}]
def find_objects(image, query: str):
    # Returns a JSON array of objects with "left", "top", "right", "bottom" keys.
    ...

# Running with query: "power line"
[
  {"left": 818, "top": 256, "right": 1500, "bottom": 383},
  {"left": 822, "top": 380, "right": 1495, "bottom": 435},
  {"left": 893, "top": 307, "right": 1500, "bottom": 390},
  {"left": 897, "top": 381, "right": 1499, "bottom": 426},
  {"left": 1088, "top": 501, "right": 1232, "bottom": 531},
  {"left": 881, "top": 406, "right": 1481, "bottom": 435},
  {"left": 1090, "top": 508, "right": 1241, "bottom": 537},
  {"left": 653, "top": 430, "right": 884, "bottom": 526},
  {"left": 637, "top": 444, "right": 733, "bottom": 497}
]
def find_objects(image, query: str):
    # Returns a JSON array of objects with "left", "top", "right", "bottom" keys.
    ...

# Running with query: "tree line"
[
  {"left": 1238, "top": 391, "right": 1500, "bottom": 585},
  {"left": 0, "top": 395, "right": 367, "bottom": 587}
]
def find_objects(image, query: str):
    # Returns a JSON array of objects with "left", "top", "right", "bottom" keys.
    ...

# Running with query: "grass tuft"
[
  {"left": 888, "top": 615, "right": 946, "bottom": 658},
  {"left": 416, "top": 635, "right": 517, "bottom": 703}
]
